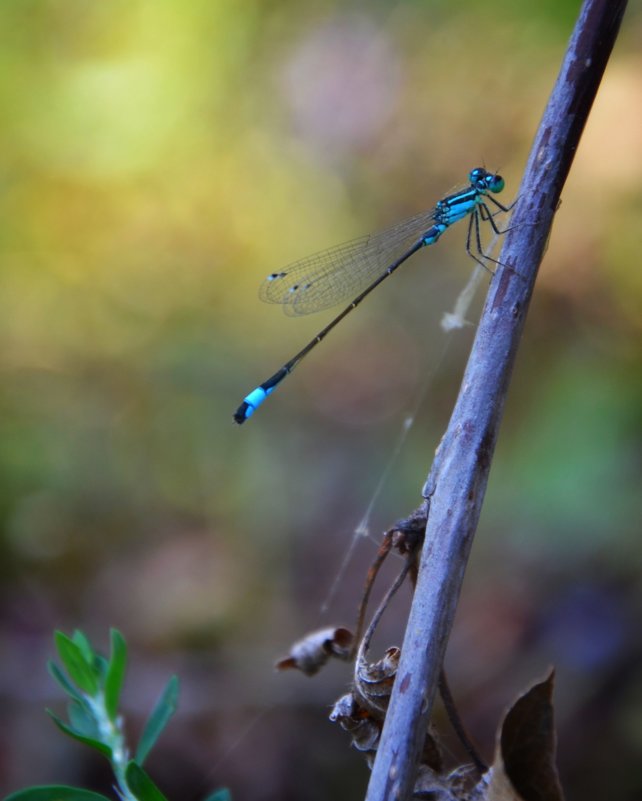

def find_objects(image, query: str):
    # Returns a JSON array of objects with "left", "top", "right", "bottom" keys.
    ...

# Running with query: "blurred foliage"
[{"left": 0, "top": 2, "right": 640, "bottom": 800}]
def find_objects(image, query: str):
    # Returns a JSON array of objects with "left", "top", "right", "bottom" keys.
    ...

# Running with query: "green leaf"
[
  {"left": 71, "top": 631, "right": 95, "bottom": 664},
  {"left": 3, "top": 786, "right": 111, "bottom": 801},
  {"left": 47, "top": 661, "right": 85, "bottom": 704},
  {"left": 135, "top": 675, "right": 179, "bottom": 765},
  {"left": 47, "top": 710, "right": 112, "bottom": 758},
  {"left": 105, "top": 628, "right": 127, "bottom": 721},
  {"left": 67, "top": 700, "right": 99, "bottom": 739},
  {"left": 125, "top": 762, "right": 169, "bottom": 801},
  {"left": 54, "top": 632, "right": 98, "bottom": 696},
  {"left": 201, "top": 790, "right": 232, "bottom": 801},
  {"left": 94, "top": 654, "right": 109, "bottom": 680},
  {"left": 72, "top": 631, "right": 106, "bottom": 679}
]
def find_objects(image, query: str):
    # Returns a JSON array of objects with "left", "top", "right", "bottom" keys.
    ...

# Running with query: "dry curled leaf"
[
  {"left": 331, "top": 640, "right": 444, "bottom": 773},
  {"left": 330, "top": 690, "right": 443, "bottom": 773},
  {"left": 354, "top": 645, "right": 400, "bottom": 715},
  {"left": 329, "top": 693, "right": 382, "bottom": 759},
  {"left": 275, "top": 626, "right": 353, "bottom": 676},
  {"left": 414, "top": 763, "right": 480, "bottom": 799}
]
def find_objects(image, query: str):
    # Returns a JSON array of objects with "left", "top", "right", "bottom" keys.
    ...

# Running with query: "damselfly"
[{"left": 233, "top": 167, "right": 510, "bottom": 424}]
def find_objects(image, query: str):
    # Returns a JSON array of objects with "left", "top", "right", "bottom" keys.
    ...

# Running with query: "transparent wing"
[{"left": 258, "top": 208, "right": 439, "bottom": 316}]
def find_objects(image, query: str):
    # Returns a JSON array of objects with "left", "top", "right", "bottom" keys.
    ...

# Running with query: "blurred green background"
[{"left": 1, "top": 1, "right": 640, "bottom": 799}]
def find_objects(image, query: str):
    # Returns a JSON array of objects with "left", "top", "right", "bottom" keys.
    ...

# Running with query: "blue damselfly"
[{"left": 234, "top": 167, "right": 510, "bottom": 424}]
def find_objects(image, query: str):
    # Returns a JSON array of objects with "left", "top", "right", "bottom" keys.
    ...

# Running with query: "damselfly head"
[{"left": 469, "top": 167, "right": 504, "bottom": 195}]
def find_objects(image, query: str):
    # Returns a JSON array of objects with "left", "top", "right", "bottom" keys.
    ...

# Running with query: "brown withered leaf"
[
  {"left": 275, "top": 626, "right": 353, "bottom": 676},
  {"left": 481, "top": 671, "right": 565, "bottom": 801}
]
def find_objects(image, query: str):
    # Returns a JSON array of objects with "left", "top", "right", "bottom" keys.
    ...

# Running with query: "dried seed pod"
[{"left": 275, "top": 626, "right": 353, "bottom": 676}]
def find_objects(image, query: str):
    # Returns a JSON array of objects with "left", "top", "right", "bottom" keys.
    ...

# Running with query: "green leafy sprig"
[{"left": 3, "top": 629, "right": 229, "bottom": 801}]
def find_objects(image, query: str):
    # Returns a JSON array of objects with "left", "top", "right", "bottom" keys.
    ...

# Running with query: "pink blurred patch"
[{"left": 280, "top": 15, "right": 401, "bottom": 153}]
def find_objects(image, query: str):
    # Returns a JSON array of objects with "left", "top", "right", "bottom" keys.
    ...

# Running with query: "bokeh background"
[{"left": 1, "top": 1, "right": 641, "bottom": 799}]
